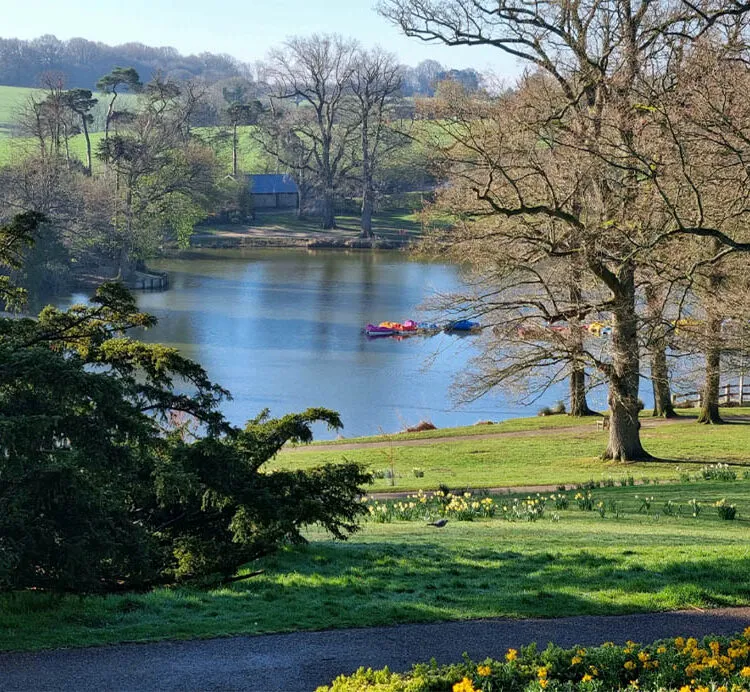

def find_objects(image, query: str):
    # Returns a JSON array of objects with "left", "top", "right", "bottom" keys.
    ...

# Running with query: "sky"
[{"left": 6, "top": 0, "right": 521, "bottom": 77}]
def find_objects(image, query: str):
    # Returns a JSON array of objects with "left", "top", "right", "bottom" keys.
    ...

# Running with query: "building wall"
[{"left": 251, "top": 193, "right": 299, "bottom": 209}]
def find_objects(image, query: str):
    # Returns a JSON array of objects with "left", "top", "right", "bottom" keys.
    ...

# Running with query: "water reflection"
[{"left": 44, "top": 249, "right": 571, "bottom": 439}]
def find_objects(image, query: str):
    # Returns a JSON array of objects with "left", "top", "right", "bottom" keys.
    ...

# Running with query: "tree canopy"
[{"left": 0, "top": 213, "right": 371, "bottom": 594}]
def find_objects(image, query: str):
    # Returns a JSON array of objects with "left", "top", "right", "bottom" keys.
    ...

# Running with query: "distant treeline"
[{"left": 0, "top": 35, "right": 481, "bottom": 96}]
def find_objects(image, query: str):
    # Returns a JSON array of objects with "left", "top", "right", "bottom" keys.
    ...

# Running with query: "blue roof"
[{"left": 248, "top": 174, "right": 299, "bottom": 194}]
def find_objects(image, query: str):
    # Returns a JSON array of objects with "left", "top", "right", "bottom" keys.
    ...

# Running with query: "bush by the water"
[
  {"left": 0, "top": 213, "right": 371, "bottom": 594},
  {"left": 317, "top": 628, "right": 750, "bottom": 691}
]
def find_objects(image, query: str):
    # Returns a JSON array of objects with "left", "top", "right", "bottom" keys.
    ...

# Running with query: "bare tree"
[
  {"left": 380, "top": 0, "right": 750, "bottom": 460},
  {"left": 349, "top": 47, "right": 404, "bottom": 237},
  {"left": 261, "top": 35, "right": 359, "bottom": 229}
]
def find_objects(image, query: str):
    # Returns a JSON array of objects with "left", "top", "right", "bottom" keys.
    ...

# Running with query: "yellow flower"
[
  {"left": 581, "top": 674, "right": 593, "bottom": 682},
  {"left": 675, "top": 637, "right": 686, "bottom": 649},
  {"left": 741, "top": 666, "right": 750, "bottom": 677},
  {"left": 638, "top": 651, "right": 651, "bottom": 663},
  {"left": 537, "top": 666, "right": 548, "bottom": 679},
  {"left": 679, "top": 687, "right": 691, "bottom": 692},
  {"left": 657, "top": 646, "right": 667, "bottom": 654},
  {"left": 624, "top": 660, "right": 637, "bottom": 670},
  {"left": 505, "top": 648, "right": 518, "bottom": 662},
  {"left": 452, "top": 677, "right": 476, "bottom": 692},
  {"left": 477, "top": 665, "right": 491, "bottom": 677},
  {"left": 744, "top": 626, "right": 750, "bottom": 639},
  {"left": 588, "top": 666, "right": 598, "bottom": 676},
  {"left": 539, "top": 680, "right": 548, "bottom": 689},
  {"left": 629, "top": 680, "right": 639, "bottom": 690},
  {"left": 571, "top": 656, "right": 583, "bottom": 665}
]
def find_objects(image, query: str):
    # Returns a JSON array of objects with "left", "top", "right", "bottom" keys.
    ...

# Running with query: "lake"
[{"left": 53, "top": 248, "right": 587, "bottom": 439}]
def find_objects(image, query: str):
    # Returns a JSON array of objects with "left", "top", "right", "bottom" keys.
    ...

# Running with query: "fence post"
[
  {"left": 723, "top": 382, "right": 731, "bottom": 406},
  {"left": 741, "top": 374, "right": 746, "bottom": 406}
]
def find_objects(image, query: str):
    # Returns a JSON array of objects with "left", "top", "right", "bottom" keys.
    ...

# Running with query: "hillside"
[
  {"left": 0, "top": 36, "right": 243, "bottom": 90},
  {"left": 0, "top": 85, "right": 37, "bottom": 137}
]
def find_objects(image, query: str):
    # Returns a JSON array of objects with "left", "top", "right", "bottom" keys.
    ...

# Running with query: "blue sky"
[{"left": 7, "top": 0, "right": 520, "bottom": 75}]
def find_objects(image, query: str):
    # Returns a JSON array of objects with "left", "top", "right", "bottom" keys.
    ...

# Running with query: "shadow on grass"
[
  {"left": 3, "top": 536, "right": 750, "bottom": 651},
  {"left": 229, "top": 540, "right": 750, "bottom": 623}
]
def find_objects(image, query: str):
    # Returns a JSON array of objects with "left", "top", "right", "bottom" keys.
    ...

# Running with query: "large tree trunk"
[
  {"left": 651, "top": 346, "right": 676, "bottom": 417},
  {"left": 321, "top": 189, "right": 336, "bottom": 229},
  {"left": 568, "top": 278, "right": 594, "bottom": 416},
  {"left": 604, "top": 265, "right": 651, "bottom": 460},
  {"left": 569, "top": 364, "right": 595, "bottom": 416},
  {"left": 360, "top": 120, "right": 374, "bottom": 238},
  {"left": 360, "top": 188, "right": 374, "bottom": 238},
  {"left": 698, "top": 259, "right": 725, "bottom": 424},
  {"left": 644, "top": 284, "right": 676, "bottom": 418},
  {"left": 698, "top": 323, "right": 723, "bottom": 424}
]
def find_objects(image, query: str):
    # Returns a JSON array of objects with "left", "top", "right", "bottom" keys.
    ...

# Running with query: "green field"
[
  {"left": 0, "top": 85, "right": 39, "bottom": 138},
  {"left": 276, "top": 410, "right": 750, "bottom": 491},
  {"left": 2, "top": 478, "right": 750, "bottom": 651}
]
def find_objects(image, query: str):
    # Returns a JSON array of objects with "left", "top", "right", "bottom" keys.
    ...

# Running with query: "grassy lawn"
[
  {"left": 3, "top": 479, "right": 750, "bottom": 651},
  {"left": 276, "top": 410, "right": 750, "bottom": 491},
  {"left": 192, "top": 208, "right": 427, "bottom": 247}
]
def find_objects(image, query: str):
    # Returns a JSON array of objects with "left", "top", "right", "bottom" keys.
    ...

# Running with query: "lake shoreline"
[{"left": 187, "top": 228, "right": 414, "bottom": 251}]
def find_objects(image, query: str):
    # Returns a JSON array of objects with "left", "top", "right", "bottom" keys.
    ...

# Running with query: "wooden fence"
[{"left": 672, "top": 380, "right": 750, "bottom": 407}]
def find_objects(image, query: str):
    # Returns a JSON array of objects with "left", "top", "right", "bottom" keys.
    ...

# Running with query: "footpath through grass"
[
  {"left": 276, "top": 409, "right": 750, "bottom": 491},
  {"left": 3, "top": 479, "right": 750, "bottom": 651}
]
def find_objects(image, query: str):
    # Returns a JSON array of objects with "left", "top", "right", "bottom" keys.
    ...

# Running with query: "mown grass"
[
  {"left": 3, "top": 480, "right": 750, "bottom": 651},
  {"left": 276, "top": 410, "right": 750, "bottom": 491}
]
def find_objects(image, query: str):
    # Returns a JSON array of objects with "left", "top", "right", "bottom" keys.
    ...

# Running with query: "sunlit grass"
[
  {"left": 2, "top": 480, "right": 750, "bottom": 651},
  {"left": 277, "top": 410, "right": 750, "bottom": 491}
]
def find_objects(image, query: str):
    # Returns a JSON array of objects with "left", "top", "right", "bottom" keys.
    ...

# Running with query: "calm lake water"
[{"left": 54, "top": 248, "right": 586, "bottom": 439}]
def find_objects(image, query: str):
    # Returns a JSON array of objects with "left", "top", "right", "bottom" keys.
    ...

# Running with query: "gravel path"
[{"left": 2, "top": 608, "right": 750, "bottom": 692}]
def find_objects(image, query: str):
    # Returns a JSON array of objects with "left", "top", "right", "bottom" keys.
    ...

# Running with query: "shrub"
[
  {"left": 552, "top": 400, "right": 566, "bottom": 414},
  {"left": 0, "top": 276, "right": 371, "bottom": 593},
  {"left": 413, "top": 468, "right": 425, "bottom": 478},
  {"left": 715, "top": 499, "right": 738, "bottom": 520},
  {"left": 537, "top": 406, "right": 553, "bottom": 417},
  {"left": 700, "top": 463, "right": 737, "bottom": 481},
  {"left": 575, "top": 491, "right": 594, "bottom": 511},
  {"left": 405, "top": 420, "right": 436, "bottom": 433}
]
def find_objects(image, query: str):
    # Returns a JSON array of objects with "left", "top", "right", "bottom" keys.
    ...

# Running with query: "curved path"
[{"left": 2, "top": 608, "right": 750, "bottom": 691}]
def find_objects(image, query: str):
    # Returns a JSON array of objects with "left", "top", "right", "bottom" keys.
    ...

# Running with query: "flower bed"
[{"left": 316, "top": 629, "right": 750, "bottom": 691}]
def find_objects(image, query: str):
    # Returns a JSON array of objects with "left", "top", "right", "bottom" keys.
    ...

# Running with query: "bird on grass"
[{"left": 427, "top": 518, "right": 448, "bottom": 528}]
